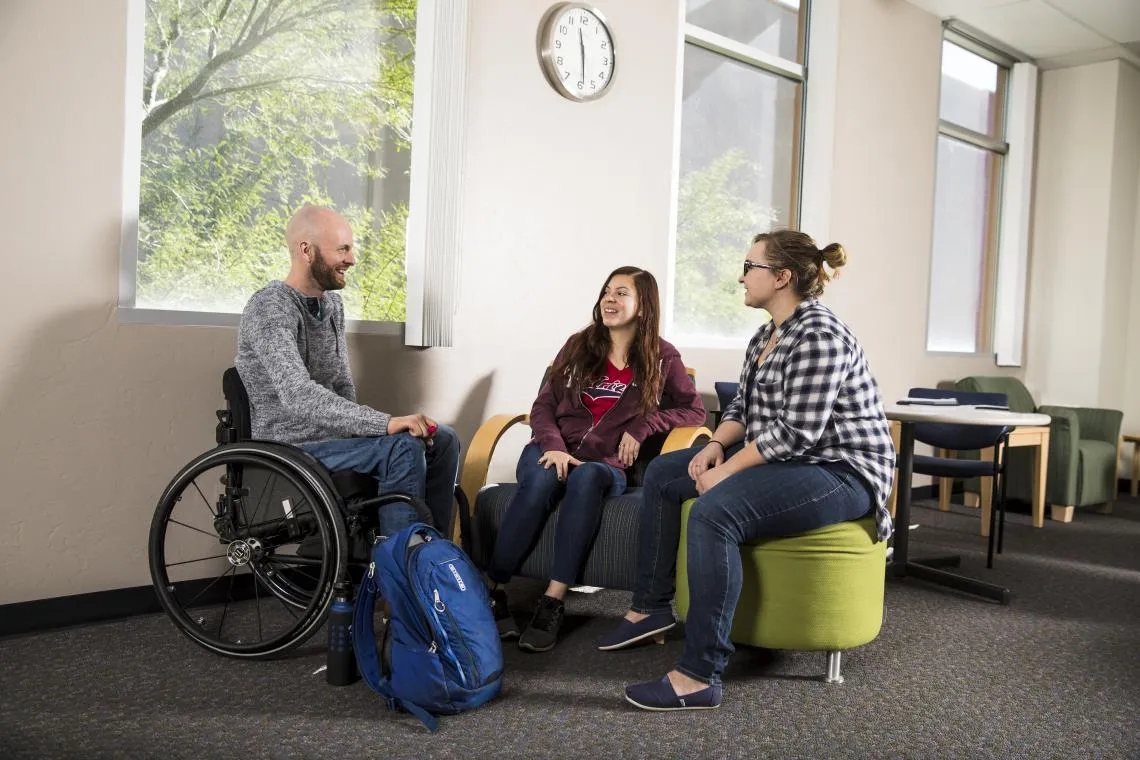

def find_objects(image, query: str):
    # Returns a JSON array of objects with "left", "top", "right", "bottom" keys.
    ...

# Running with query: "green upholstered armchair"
[{"left": 955, "top": 376, "right": 1123, "bottom": 517}]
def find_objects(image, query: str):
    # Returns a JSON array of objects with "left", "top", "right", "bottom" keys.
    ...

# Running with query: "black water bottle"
[{"left": 326, "top": 581, "right": 359, "bottom": 686}]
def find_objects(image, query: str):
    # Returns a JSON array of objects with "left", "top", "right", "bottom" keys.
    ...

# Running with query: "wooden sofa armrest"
[
  {"left": 460, "top": 413, "right": 531, "bottom": 513},
  {"left": 661, "top": 426, "right": 713, "bottom": 454}
]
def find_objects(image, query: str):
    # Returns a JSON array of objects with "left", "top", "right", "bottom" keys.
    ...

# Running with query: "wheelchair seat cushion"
[
  {"left": 330, "top": 469, "right": 378, "bottom": 506},
  {"left": 472, "top": 483, "right": 644, "bottom": 591}
]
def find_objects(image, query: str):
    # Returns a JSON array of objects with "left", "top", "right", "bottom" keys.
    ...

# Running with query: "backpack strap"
[
  {"left": 454, "top": 486, "right": 477, "bottom": 559},
  {"left": 353, "top": 554, "right": 440, "bottom": 733}
]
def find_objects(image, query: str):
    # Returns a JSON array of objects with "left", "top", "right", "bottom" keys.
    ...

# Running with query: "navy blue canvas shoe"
[
  {"left": 596, "top": 611, "right": 676, "bottom": 651},
  {"left": 625, "top": 676, "right": 722, "bottom": 711}
]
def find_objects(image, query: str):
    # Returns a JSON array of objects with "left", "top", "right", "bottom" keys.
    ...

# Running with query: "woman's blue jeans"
[
  {"left": 487, "top": 442, "right": 626, "bottom": 586},
  {"left": 300, "top": 424, "right": 461, "bottom": 537},
  {"left": 632, "top": 442, "right": 873, "bottom": 686}
]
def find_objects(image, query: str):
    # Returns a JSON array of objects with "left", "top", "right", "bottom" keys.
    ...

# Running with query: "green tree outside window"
[
  {"left": 137, "top": 0, "right": 415, "bottom": 321},
  {"left": 674, "top": 148, "right": 776, "bottom": 340}
]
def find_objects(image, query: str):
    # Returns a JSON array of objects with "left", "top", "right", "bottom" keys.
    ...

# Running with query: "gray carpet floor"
[{"left": 2, "top": 495, "right": 1138, "bottom": 759}]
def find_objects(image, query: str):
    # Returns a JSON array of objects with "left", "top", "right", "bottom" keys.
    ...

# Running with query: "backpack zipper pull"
[
  {"left": 433, "top": 589, "right": 446, "bottom": 612},
  {"left": 429, "top": 641, "right": 438, "bottom": 654}
]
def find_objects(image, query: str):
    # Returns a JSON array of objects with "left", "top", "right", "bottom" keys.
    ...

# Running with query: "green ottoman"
[{"left": 675, "top": 501, "right": 885, "bottom": 683}]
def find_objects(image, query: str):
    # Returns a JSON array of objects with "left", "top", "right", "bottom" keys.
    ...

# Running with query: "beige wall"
[
  {"left": 2, "top": 0, "right": 1117, "bottom": 605},
  {"left": 0, "top": 1, "right": 242, "bottom": 604},
  {"left": 1131, "top": 86, "right": 1140, "bottom": 442},
  {"left": 1113, "top": 63, "right": 1140, "bottom": 443},
  {"left": 1026, "top": 59, "right": 1140, "bottom": 466},
  {"left": 1107, "top": 63, "right": 1140, "bottom": 443}
]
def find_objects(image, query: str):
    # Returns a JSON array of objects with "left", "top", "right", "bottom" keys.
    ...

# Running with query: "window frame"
[
  {"left": 924, "top": 30, "right": 1014, "bottom": 356},
  {"left": 665, "top": 0, "right": 811, "bottom": 349},
  {"left": 116, "top": 0, "right": 465, "bottom": 342}
]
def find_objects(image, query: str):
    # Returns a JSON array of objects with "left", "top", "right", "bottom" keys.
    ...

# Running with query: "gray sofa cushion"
[{"left": 472, "top": 483, "right": 645, "bottom": 592}]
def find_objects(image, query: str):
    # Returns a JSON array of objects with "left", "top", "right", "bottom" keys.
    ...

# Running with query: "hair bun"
[{"left": 820, "top": 242, "right": 847, "bottom": 270}]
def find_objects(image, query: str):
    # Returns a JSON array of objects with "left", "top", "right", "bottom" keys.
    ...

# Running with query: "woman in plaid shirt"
[{"left": 599, "top": 230, "right": 896, "bottom": 711}]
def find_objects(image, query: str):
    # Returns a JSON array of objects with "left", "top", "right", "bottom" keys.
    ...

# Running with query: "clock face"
[{"left": 538, "top": 3, "right": 615, "bottom": 102}]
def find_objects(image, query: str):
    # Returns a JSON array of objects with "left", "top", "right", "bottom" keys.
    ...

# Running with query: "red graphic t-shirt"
[{"left": 581, "top": 360, "right": 633, "bottom": 426}]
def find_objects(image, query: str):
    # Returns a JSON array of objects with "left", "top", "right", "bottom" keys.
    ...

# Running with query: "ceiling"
[{"left": 904, "top": 0, "right": 1140, "bottom": 68}]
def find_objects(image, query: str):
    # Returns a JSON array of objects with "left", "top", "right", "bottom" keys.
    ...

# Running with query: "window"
[
  {"left": 120, "top": 0, "right": 417, "bottom": 325},
  {"left": 670, "top": 0, "right": 806, "bottom": 343},
  {"left": 926, "top": 37, "right": 1010, "bottom": 353}
]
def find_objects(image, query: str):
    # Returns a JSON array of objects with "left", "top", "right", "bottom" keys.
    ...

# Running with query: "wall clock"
[{"left": 537, "top": 3, "right": 616, "bottom": 102}]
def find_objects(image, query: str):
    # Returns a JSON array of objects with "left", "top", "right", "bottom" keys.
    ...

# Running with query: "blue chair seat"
[
  {"left": 714, "top": 381, "right": 739, "bottom": 411},
  {"left": 713, "top": 381, "right": 739, "bottom": 427},
  {"left": 912, "top": 454, "right": 997, "bottom": 479}
]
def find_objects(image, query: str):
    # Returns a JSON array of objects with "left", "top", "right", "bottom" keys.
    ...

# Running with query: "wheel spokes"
[
  {"left": 167, "top": 518, "right": 222, "bottom": 541},
  {"left": 153, "top": 456, "right": 339, "bottom": 657}
]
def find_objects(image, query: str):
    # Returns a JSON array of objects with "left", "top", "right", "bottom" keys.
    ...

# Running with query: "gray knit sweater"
[{"left": 235, "top": 281, "right": 390, "bottom": 445}]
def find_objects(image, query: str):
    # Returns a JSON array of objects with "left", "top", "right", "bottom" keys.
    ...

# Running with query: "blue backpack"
[{"left": 353, "top": 522, "right": 503, "bottom": 732}]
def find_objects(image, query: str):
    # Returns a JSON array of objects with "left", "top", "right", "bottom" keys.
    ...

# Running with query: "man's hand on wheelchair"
[{"left": 388, "top": 413, "right": 439, "bottom": 445}]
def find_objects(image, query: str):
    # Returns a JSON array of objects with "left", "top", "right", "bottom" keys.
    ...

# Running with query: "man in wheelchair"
[
  {"left": 236, "top": 204, "right": 460, "bottom": 536},
  {"left": 148, "top": 205, "right": 461, "bottom": 660}
]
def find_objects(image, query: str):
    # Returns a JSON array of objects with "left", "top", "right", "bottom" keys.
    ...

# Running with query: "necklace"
[{"left": 757, "top": 327, "right": 779, "bottom": 365}]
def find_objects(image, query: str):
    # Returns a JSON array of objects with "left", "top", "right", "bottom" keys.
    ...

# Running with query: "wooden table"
[
  {"left": 885, "top": 404, "right": 1051, "bottom": 604},
  {"left": 1125, "top": 434, "right": 1140, "bottom": 498}
]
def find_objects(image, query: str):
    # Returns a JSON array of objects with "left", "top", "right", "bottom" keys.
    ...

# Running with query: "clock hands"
[{"left": 578, "top": 27, "right": 585, "bottom": 87}]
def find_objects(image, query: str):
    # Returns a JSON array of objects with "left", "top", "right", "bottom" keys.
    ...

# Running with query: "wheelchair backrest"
[{"left": 222, "top": 367, "right": 253, "bottom": 441}]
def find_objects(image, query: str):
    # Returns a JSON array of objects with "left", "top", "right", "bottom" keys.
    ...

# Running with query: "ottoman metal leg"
[{"left": 824, "top": 651, "right": 844, "bottom": 684}]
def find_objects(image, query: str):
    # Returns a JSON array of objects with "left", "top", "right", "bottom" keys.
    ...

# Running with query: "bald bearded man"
[{"left": 235, "top": 205, "right": 461, "bottom": 535}]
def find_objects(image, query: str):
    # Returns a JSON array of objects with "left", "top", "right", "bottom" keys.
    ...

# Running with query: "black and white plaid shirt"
[{"left": 721, "top": 299, "right": 896, "bottom": 541}]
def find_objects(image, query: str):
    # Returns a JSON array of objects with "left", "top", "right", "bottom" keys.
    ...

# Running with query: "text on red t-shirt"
[{"left": 581, "top": 360, "right": 633, "bottom": 426}]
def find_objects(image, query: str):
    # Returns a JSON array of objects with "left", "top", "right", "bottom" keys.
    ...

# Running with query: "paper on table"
[{"left": 897, "top": 397, "right": 959, "bottom": 406}]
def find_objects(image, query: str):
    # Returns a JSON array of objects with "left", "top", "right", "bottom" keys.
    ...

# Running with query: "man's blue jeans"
[
  {"left": 487, "top": 442, "right": 626, "bottom": 586},
  {"left": 632, "top": 442, "right": 873, "bottom": 685},
  {"left": 300, "top": 424, "right": 461, "bottom": 537}
]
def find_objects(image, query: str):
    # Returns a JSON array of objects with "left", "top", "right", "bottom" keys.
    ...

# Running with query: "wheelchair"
[{"left": 147, "top": 367, "right": 456, "bottom": 660}]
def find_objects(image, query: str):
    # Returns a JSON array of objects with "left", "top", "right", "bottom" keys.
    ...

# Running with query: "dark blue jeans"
[
  {"left": 632, "top": 443, "right": 872, "bottom": 685},
  {"left": 300, "top": 424, "right": 461, "bottom": 537},
  {"left": 487, "top": 442, "right": 626, "bottom": 586}
]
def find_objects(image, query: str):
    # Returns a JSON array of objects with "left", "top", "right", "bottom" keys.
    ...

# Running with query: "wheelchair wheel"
[{"left": 148, "top": 443, "right": 348, "bottom": 659}]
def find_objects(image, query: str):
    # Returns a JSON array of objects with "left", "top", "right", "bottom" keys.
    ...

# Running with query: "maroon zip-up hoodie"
[{"left": 528, "top": 338, "right": 707, "bottom": 470}]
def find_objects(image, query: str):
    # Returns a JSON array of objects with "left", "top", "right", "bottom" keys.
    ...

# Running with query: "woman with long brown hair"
[{"left": 486, "top": 266, "right": 706, "bottom": 653}]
